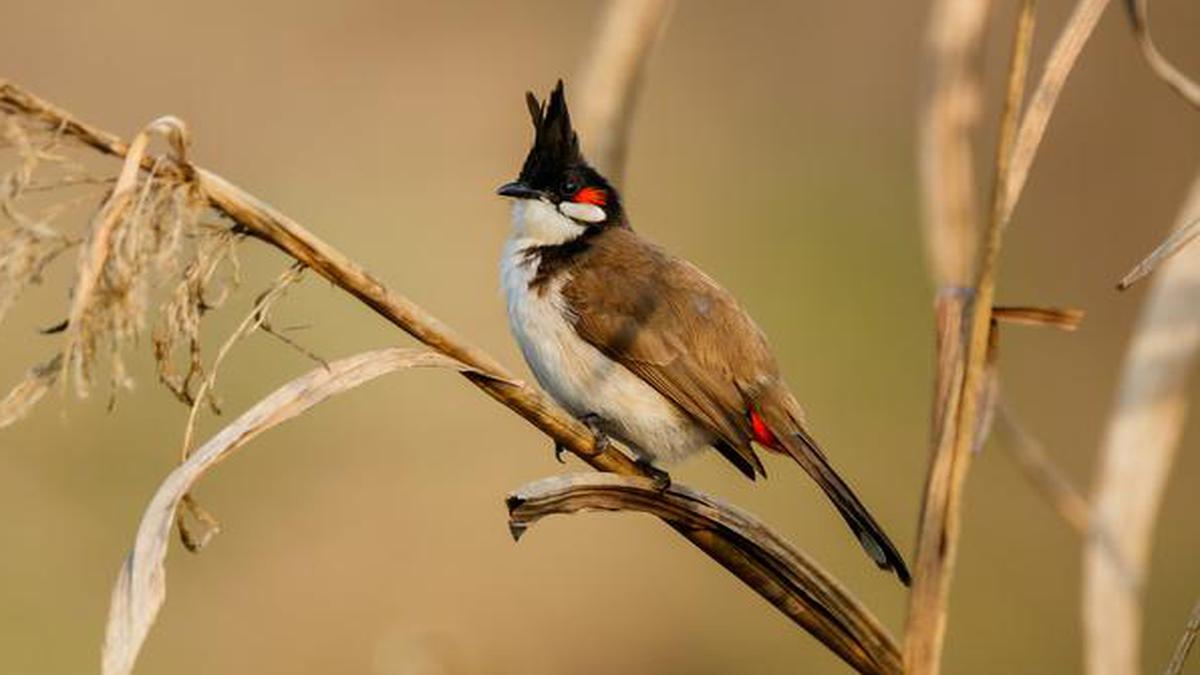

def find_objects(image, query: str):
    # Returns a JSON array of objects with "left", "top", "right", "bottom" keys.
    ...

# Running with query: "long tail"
[{"left": 753, "top": 407, "right": 911, "bottom": 585}]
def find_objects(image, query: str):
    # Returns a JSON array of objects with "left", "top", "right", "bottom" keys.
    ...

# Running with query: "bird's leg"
[{"left": 635, "top": 457, "right": 672, "bottom": 492}]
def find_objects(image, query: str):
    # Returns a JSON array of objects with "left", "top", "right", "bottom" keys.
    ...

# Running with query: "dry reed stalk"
[
  {"left": 0, "top": 75, "right": 900, "bottom": 674},
  {"left": 907, "top": 0, "right": 1119, "bottom": 670},
  {"left": 101, "top": 348, "right": 480, "bottom": 675},
  {"left": 918, "top": 0, "right": 989, "bottom": 288},
  {"left": 1084, "top": 169, "right": 1200, "bottom": 675},
  {"left": 904, "top": 3, "right": 1037, "bottom": 672},
  {"left": 573, "top": 0, "right": 674, "bottom": 184},
  {"left": 508, "top": 474, "right": 901, "bottom": 675}
]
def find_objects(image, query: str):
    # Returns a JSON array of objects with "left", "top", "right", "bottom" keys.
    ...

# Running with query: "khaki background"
[{"left": 2, "top": 1, "right": 1199, "bottom": 673}]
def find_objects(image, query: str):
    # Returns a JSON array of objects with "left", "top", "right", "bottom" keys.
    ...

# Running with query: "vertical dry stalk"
[
  {"left": 918, "top": 0, "right": 989, "bottom": 288},
  {"left": 573, "top": 0, "right": 674, "bottom": 184},
  {"left": 1084, "top": 170, "right": 1200, "bottom": 675},
  {"left": 905, "top": 4, "right": 1037, "bottom": 674}
]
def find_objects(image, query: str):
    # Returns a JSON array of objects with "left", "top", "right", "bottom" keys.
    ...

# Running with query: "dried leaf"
[
  {"left": 101, "top": 347, "right": 478, "bottom": 675},
  {"left": 0, "top": 353, "right": 62, "bottom": 428},
  {"left": 507, "top": 474, "right": 902, "bottom": 675},
  {"left": 1085, "top": 169, "right": 1200, "bottom": 675},
  {"left": 1117, "top": 215, "right": 1200, "bottom": 290},
  {"left": 993, "top": 305, "right": 1085, "bottom": 330}
]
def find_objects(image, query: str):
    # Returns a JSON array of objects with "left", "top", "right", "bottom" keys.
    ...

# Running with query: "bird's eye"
[{"left": 562, "top": 181, "right": 579, "bottom": 197}]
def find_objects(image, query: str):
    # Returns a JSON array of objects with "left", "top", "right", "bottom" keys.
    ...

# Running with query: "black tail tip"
[{"left": 858, "top": 531, "right": 911, "bottom": 586}]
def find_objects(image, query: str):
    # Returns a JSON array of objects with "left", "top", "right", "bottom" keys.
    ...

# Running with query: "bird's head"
[{"left": 497, "top": 80, "right": 624, "bottom": 245}]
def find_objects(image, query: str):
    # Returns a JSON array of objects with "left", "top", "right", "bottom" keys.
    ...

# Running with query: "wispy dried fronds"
[
  {"left": 0, "top": 115, "right": 89, "bottom": 324},
  {"left": 0, "top": 353, "right": 62, "bottom": 429},
  {"left": 60, "top": 116, "right": 203, "bottom": 399},
  {"left": 1125, "top": 0, "right": 1200, "bottom": 111},
  {"left": 574, "top": 0, "right": 674, "bottom": 184},
  {"left": 174, "top": 263, "right": 306, "bottom": 550},
  {"left": 0, "top": 99, "right": 244, "bottom": 426},
  {"left": 102, "top": 347, "right": 480, "bottom": 675},
  {"left": 1085, "top": 169, "right": 1200, "bottom": 675},
  {"left": 153, "top": 222, "right": 241, "bottom": 406},
  {"left": 507, "top": 474, "right": 901, "bottom": 675}
]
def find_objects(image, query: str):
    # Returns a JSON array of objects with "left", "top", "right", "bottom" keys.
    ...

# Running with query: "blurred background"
[{"left": 2, "top": 1, "right": 1199, "bottom": 673}]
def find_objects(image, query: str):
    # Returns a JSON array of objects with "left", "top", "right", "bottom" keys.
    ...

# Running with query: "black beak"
[{"left": 496, "top": 181, "right": 545, "bottom": 200}]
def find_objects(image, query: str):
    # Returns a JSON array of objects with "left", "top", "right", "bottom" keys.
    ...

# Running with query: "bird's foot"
[
  {"left": 580, "top": 413, "right": 611, "bottom": 454},
  {"left": 553, "top": 442, "right": 568, "bottom": 464},
  {"left": 635, "top": 458, "right": 672, "bottom": 492}
]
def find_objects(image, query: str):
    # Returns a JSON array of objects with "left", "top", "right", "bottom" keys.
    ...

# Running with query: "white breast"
[{"left": 500, "top": 202, "right": 712, "bottom": 465}]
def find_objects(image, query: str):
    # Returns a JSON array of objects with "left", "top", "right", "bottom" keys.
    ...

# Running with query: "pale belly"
[{"left": 501, "top": 239, "right": 712, "bottom": 465}]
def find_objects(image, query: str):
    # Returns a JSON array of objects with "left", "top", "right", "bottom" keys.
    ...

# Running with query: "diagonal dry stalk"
[
  {"left": 1085, "top": 169, "right": 1200, "bottom": 675},
  {"left": 1164, "top": 596, "right": 1200, "bottom": 675},
  {"left": 0, "top": 68, "right": 900, "bottom": 675}
]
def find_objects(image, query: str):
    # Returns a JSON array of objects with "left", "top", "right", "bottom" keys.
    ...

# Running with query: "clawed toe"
[{"left": 636, "top": 459, "right": 672, "bottom": 492}]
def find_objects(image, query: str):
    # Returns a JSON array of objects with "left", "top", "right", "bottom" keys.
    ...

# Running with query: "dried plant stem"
[
  {"left": 1165, "top": 596, "right": 1200, "bottom": 675},
  {"left": 905, "top": 2, "right": 1036, "bottom": 673},
  {"left": 1125, "top": 0, "right": 1200, "bottom": 111},
  {"left": 0, "top": 81, "right": 898, "bottom": 674},
  {"left": 508, "top": 474, "right": 901, "bottom": 675},
  {"left": 1085, "top": 169, "right": 1200, "bottom": 675},
  {"left": 996, "top": 402, "right": 1092, "bottom": 535},
  {"left": 918, "top": 0, "right": 989, "bottom": 287},
  {"left": 574, "top": 0, "right": 674, "bottom": 184}
]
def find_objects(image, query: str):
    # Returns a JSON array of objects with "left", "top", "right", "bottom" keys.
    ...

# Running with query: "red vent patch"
[{"left": 749, "top": 410, "right": 783, "bottom": 451}]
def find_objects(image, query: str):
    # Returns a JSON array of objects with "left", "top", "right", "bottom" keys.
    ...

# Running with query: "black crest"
[{"left": 519, "top": 80, "right": 584, "bottom": 188}]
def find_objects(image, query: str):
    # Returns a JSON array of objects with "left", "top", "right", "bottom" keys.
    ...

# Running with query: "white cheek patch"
[{"left": 558, "top": 201, "right": 607, "bottom": 224}]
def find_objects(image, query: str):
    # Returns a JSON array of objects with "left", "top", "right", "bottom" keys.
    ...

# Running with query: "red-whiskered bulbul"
[{"left": 496, "top": 81, "right": 910, "bottom": 585}]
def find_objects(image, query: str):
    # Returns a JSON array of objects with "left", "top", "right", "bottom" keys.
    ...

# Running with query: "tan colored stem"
[
  {"left": 905, "top": 2, "right": 1037, "bottom": 672},
  {"left": 574, "top": 0, "right": 674, "bottom": 184}
]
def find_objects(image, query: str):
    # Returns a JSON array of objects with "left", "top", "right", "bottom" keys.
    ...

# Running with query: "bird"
[{"left": 496, "top": 80, "right": 910, "bottom": 585}]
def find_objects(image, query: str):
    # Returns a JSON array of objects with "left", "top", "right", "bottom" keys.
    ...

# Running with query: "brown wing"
[
  {"left": 561, "top": 228, "right": 781, "bottom": 478},
  {"left": 562, "top": 228, "right": 911, "bottom": 584}
]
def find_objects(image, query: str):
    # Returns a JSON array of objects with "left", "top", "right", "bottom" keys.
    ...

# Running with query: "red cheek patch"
[
  {"left": 749, "top": 410, "right": 783, "bottom": 451},
  {"left": 573, "top": 186, "right": 607, "bottom": 206}
]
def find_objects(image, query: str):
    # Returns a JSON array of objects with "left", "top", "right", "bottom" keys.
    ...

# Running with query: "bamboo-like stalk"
[
  {"left": 1084, "top": 170, "right": 1200, "bottom": 675},
  {"left": 0, "top": 77, "right": 900, "bottom": 674},
  {"left": 904, "top": 4, "right": 1037, "bottom": 673}
]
